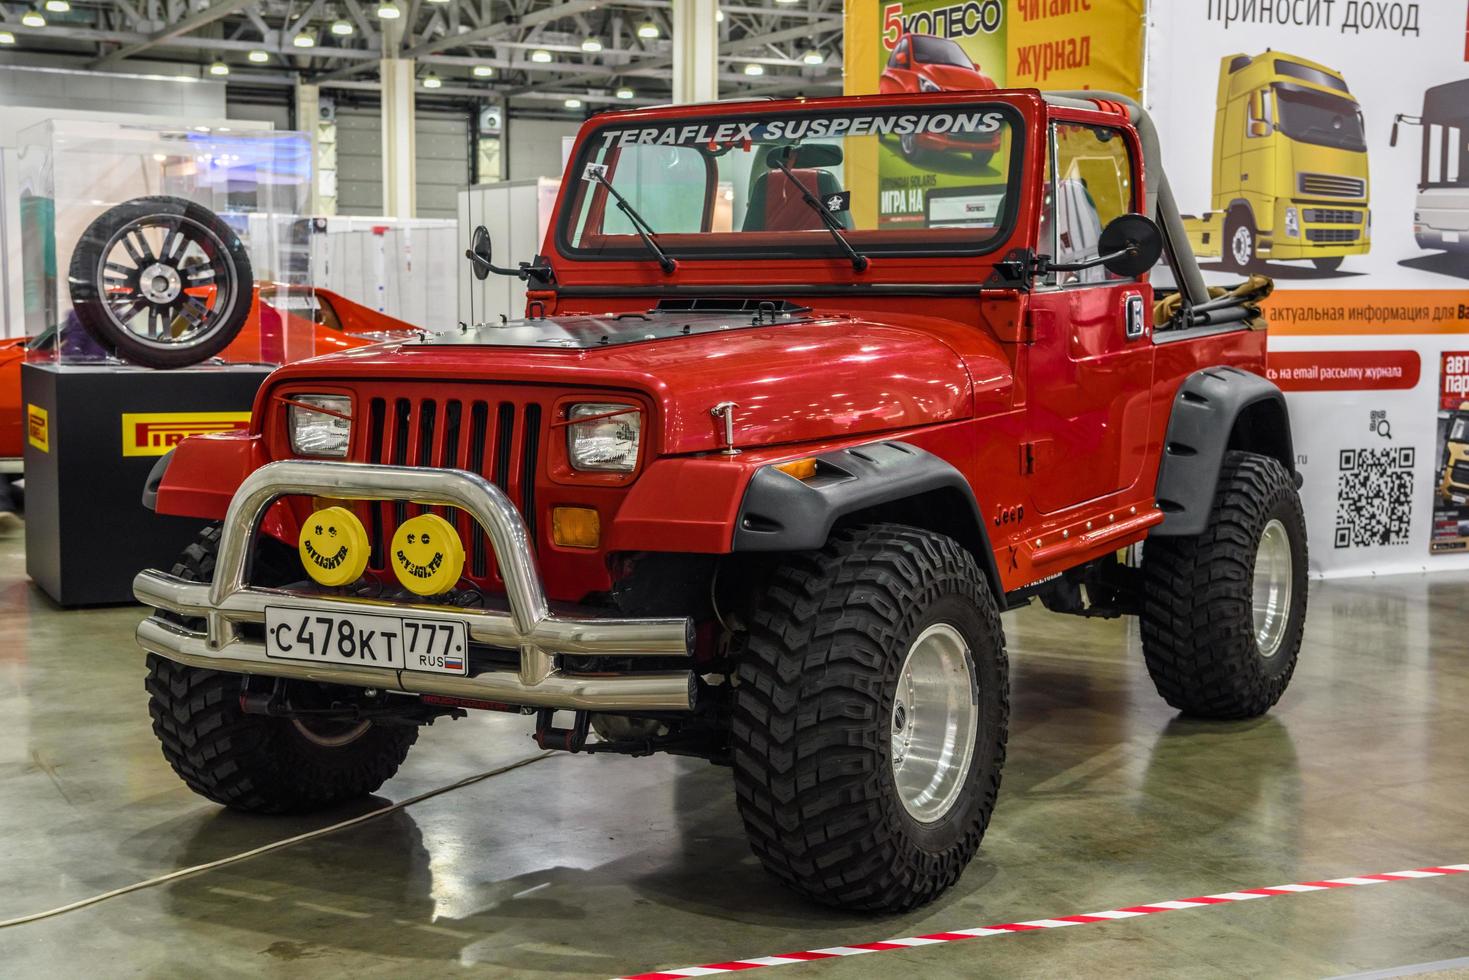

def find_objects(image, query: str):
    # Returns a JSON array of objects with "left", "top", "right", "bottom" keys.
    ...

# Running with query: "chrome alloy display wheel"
[
  {"left": 1231, "top": 223, "right": 1255, "bottom": 268},
  {"left": 1252, "top": 518, "right": 1293, "bottom": 659},
  {"left": 96, "top": 213, "right": 237, "bottom": 350},
  {"left": 891, "top": 622, "right": 979, "bottom": 824}
]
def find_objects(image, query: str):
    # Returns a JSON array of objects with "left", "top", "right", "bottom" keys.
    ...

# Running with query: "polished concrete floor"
[{"left": 2, "top": 526, "right": 1468, "bottom": 979}]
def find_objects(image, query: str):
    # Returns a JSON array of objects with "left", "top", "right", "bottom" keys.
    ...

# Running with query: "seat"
[{"left": 742, "top": 168, "right": 854, "bottom": 232}]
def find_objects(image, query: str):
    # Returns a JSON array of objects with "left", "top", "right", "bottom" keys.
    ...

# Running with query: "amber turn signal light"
[
  {"left": 774, "top": 457, "right": 818, "bottom": 481},
  {"left": 552, "top": 506, "right": 601, "bottom": 548}
]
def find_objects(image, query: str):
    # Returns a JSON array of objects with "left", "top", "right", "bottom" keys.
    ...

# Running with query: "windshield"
[
  {"left": 562, "top": 103, "right": 1024, "bottom": 262},
  {"left": 1274, "top": 85, "right": 1366, "bottom": 151},
  {"left": 912, "top": 35, "right": 972, "bottom": 68}
]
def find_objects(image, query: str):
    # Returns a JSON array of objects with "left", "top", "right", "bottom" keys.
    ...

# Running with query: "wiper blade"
[
  {"left": 590, "top": 170, "right": 677, "bottom": 274},
  {"left": 770, "top": 149, "right": 869, "bottom": 272}
]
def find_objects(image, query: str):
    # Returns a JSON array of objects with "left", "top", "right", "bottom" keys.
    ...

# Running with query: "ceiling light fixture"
[
  {"left": 43, "top": 0, "right": 68, "bottom": 12},
  {"left": 208, "top": 60, "right": 229, "bottom": 76},
  {"left": 376, "top": 0, "right": 401, "bottom": 19},
  {"left": 743, "top": 62, "right": 764, "bottom": 76},
  {"left": 422, "top": 72, "right": 442, "bottom": 88},
  {"left": 564, "top": 97, "right": 583, "bottom": 109},
  {"left": 20, "top": 10, "right": 45, "bottom": 27},
  {"left": 615, "top": 86, "right": 634, "bottom": 99},
  {"left": 292, "top": 30, "right": 315, "bottom": 47},
  {"left": 0, "top": 30, "right": 15, "bottom": 43},
  {"left": 581, "top": 37, "right": 603, "bottom": 52},
  {"left": 636, "top": 21, "right": 658, "bottom": 38},
  {"left": 330, "top": 18, "right": 354, "bottom": 35},
  {"left": 472, "top": 64, "right": 494, "bottom": 77},
  {"left": 247, "top": 49, "right": 269, "bottom": 62},
  {"left": 802, "top": 48, "right": 824, "bottom": 65},
  {"left": 716, "top": 9, "right": 724, "bottom": 21},
  {"left": 529, "top": 48, "right": 552, "bottom": 63}
]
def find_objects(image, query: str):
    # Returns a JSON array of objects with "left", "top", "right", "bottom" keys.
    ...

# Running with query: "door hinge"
[{"left": 1020, "top": 441, "right": 1036, "bottom": 475}]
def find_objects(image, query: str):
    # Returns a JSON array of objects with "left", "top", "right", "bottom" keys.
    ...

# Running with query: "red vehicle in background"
[
  {"left": 880, "top": 33, "right": 1001, "bottom": 163},
  {"left": 0, "top": 285, "right": 415, "bottom": 463}
]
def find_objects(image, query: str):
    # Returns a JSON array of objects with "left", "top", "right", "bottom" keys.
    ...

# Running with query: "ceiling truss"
[{"left": 0, "top": 0, "right": 845, "bottom": 111}]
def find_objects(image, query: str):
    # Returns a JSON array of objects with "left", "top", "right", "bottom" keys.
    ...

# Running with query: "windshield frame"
[
  {"left": 1272, "top": 82, "right": 1366, "bottom": 152},
  {"left": 554, "top": 100, "right": 1028, "bottom": 266}
]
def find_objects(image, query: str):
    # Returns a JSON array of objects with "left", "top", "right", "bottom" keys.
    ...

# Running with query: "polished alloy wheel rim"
[
  {"left": 95, "top": 214, "right": 237, "bottom": 350},
  {"left": 1232, "top": 225, "right": 1253, "bottom": 267},
  {"left": 1252, "top": 518, "right": 1293, "bottom": 658},
  {"left": 890, "top": 623, "right": 978, "bottom": 824}
]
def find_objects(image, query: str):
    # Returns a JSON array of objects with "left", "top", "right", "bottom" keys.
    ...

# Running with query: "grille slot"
[
  {"left": 1306, "top": 227, "right": 1359, "bottom": 243},
  {"left": 358, "top": 392, "right": 546, "bottom": 588},
  {"left": 1297, "top": 172, "right": 1366, "bottom": 198},
  {"left": 1302, "top": 208, "right": 1361, "bottom": 224}
]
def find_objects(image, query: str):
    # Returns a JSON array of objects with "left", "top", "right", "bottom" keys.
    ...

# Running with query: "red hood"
[
  {"left": 263, "top": 310, "right": 1013, "bottom": 455},
  {"left": 0, "top": 338, "right": 31, "bottom": 366},
  {"left": 916, "top": 63, "right": 996, "bottom": 91}
]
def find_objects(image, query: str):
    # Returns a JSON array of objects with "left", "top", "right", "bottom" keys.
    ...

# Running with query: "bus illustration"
[{"left": 1392, "top": 79, "right": 1469, "bottom": 258}]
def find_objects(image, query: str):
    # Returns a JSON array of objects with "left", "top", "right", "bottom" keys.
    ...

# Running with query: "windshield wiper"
[
  {"left": 589, "top": 170, "right": 677, "bottom": 274},
  {"left": 770, "top": 148, "right": 869, "bottom": 272}
]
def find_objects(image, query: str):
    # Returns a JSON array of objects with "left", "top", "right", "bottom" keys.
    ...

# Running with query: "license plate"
[
  {"left": 1445, "top": 231, "right": 1461, "bottom": 244},
  {"left": 264, "top": 607, "right": 468, "bottom": 675}
]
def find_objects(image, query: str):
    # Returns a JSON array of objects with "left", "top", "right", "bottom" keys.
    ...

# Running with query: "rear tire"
[
  {"left": 1140, "top": 452, "right": 1308, "bottom": 719},
  {"left": 730, "top": 524, "right": 1008, "bottom": 911},
  {"left": 146, "top": 525, "right": 417, "bottom": 814}
]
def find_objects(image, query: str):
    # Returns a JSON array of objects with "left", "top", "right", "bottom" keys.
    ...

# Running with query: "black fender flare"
[
  {"left": 142, "top": 448, "right": 173, "bottom": 512},
  {"left": 1152, "top": 366, "right": 1295, "bottom": 537},
  {"left": 732, "top": 440, "right": 1002, "bottom": 598}
]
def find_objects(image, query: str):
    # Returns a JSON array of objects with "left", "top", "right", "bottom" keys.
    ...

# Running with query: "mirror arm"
[
  {"left": 1043, "top": 244, "right": 1137, "bottom": 274},
  {"left": 464, "top": 250, "right": 555, "bottom": 284}
]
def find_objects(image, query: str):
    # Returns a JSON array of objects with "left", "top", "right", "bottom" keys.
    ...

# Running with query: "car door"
[{"left": 1027, "top": 118, "right": 1156, "bottom": 515}]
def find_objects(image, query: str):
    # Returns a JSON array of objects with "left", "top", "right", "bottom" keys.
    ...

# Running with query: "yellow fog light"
[
  {"left": 299, "top": 506, "right": 370, "bottom": 587},
  {"left": 390, "top": 513, "right": 466, "bottom": 595},
  {"left": 552, "top": 506, "right": 600, "bottom": 548}
]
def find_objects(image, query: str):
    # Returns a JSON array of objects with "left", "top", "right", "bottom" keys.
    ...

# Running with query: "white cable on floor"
[{"left": 0, "top": 751, "right": 554, "bottom": 930}]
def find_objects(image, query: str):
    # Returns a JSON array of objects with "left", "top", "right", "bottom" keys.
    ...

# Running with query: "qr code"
[{"left": 1335, "top": 447, "right": 1415, "bottom": 549}]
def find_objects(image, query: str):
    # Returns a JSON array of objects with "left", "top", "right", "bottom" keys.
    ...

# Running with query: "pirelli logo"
[
  {"left": 26, "top": 404, "right": 48, "bottom": 453},
  {"left": 121, "top": 411, "right": 250, "bottom": 457}
]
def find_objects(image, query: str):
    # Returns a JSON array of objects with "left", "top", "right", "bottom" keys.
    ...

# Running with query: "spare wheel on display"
[{"left": 67, "top": 195, "right": 254, "bottom": 370}]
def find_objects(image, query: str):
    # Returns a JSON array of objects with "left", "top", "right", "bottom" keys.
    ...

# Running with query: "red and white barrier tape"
[{"left": 616, "top": 863, "right": 1469, "bottom": 980}]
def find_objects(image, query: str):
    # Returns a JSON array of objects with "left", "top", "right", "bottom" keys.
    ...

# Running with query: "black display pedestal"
[{"left": 23, "top": 362, "right": 272, "bottom": 606}]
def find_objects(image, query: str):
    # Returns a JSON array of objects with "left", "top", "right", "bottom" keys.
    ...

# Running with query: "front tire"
[
  {"left": 1140, "top": 452, "right": 1308, "bottom": 719},
  {"left": 146, "top": 525, "right": 417, "bottom": 813},
  {"left": 1312, "top": 256, "right": 1344, "bottom": 272},
  {"left": 730, "top": 524, "right": 1008, "bottom": 911}
]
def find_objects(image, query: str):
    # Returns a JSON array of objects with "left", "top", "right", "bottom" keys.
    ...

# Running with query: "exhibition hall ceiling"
[{"left": 0, "top": 0, "right": 843, "bottom": 108}]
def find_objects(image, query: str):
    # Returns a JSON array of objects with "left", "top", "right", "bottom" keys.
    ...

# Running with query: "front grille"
[
  {"left": 1453, "top": 461, "right": 1469, "bottom": 487},
  {"left": 1298, "top": 172, "right": 1366, "bottom": 198},
  {"left": 1306, "top": 227, "right": 1360, "bottom": 243},
  {"left": 1302, "top": 208, "right": 1362, "bottom": 224},
  {"left": 360, "top": 392, "right": 544, "bottom": 586}
]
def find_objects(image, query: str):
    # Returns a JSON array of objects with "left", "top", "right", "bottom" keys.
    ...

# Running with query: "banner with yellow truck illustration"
[{"left": 1147, "top": 1, "right": 1469, "bottom": 576}]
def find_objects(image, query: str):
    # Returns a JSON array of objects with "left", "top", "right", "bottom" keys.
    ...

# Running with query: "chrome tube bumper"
[{"left": 134, "top": 460, "right": 696, "bottom": 712}]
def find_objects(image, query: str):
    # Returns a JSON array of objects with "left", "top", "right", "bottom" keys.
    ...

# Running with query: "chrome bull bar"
[{"left": 133, "top": 460, "right": 696, "bottom": 712}]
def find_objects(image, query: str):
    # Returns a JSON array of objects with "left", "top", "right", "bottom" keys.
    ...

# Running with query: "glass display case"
[{"left": 15, "top": 119, "right": 312, "bottom": 367}]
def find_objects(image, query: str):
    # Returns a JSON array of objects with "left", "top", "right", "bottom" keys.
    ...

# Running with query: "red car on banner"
[{"left": 880, "top": 33, "right": 1002, "bottom": 163}]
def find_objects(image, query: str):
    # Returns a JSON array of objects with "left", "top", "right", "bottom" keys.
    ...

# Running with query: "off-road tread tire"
[
  {"left": 730, "top": 523, "right": 1008, "bottom": 912},
  {"left": 146, "top": 525, "right": 416, "bottom": 814},
  {"left": 1141, "top": 451, "right": 1308, "bottom": 719}
]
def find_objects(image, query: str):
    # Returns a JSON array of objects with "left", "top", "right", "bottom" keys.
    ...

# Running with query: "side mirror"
[
  {"left": 895, "top": 51, "right": 910, "bottom": 68},
  {"left": 1249, "top": 120, "right": 1270, "bottom": 138},
  {"left": 466, "top": 225, "right": 493, "bottom": 281},
  {"left": 1098, "top": 214, "right": 1164, "bottom": 278}
]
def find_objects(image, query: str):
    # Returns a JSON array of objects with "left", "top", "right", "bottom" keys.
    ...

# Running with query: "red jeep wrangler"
[{"left": 136, "top": 89, "right": 1307, "bottom": 911}]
